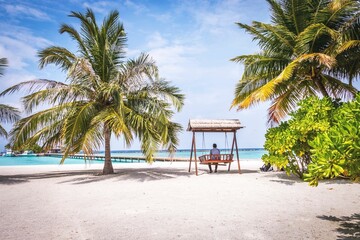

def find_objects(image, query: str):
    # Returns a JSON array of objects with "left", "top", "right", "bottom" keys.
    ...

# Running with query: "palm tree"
[
  {"left": 0, "top": 9, "right": 184, "bottom": 174},
  {"left": 231, "top": 0, "right": 360, "bottom": 125},
  {"left": 0, "top": 58, "right": 20, "bottom": 138}
]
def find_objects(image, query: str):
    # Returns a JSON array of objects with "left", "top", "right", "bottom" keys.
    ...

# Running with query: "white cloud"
[
  {"left": 149, "top": 12, "right": 172, "bottom": 23},
  {"left": 124, "top": 0, "right": 148, "bottom": 15},
  {"left": 4, "top": 4, "right": 50, "bottom": 20},
  {"left": 146, "top": 32, "right": 168, "bottom": 49},
  {"left": 83, "top": 1, "right": 116, "bottom": 14},
  {"left": 0, "top": 36, "right": 37, "bottom": 69},
  {"left": 148, "top": 44, "right": 206, "bottom": 83},
  {"left": 0, "top": 25, "right": 52, "bottom": 70}
]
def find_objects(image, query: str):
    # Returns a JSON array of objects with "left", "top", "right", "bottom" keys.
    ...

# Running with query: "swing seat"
[{"left": 198, "top": 154, "right": 233, "bottom": 165}]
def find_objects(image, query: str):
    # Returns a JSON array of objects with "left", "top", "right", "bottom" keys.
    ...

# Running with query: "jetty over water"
[{"left": 46, "top": 153, "right": 188, "bottom": 163}]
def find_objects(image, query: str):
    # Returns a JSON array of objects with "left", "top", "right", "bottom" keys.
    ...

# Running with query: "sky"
[{"left": 0, "top": 0, "right": 272, "bottom": 151}]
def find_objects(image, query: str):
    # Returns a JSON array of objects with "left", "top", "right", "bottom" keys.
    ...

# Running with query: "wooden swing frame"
[{"left": 187, "top": 119, "right": 244, "bottom": 175}]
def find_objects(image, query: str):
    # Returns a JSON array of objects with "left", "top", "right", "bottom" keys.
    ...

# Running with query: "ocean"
[{"left": 0, "top": 148, "right": 266, "bottom": 166}]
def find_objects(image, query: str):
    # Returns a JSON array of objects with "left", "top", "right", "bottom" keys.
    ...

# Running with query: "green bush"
[
  {"left": 305, "top": 95, "right": 360, "bottom": 186},
  {"left": 262, "top": 95, "right": 360, "bottom": 186},
  {"left": 262, "top": 97, "right": 335, "bottom": 178}
]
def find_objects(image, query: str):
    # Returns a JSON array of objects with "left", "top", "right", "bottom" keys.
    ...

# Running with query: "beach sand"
[{"left": 0, "top": 160, "right": 359, "bottom": 240}]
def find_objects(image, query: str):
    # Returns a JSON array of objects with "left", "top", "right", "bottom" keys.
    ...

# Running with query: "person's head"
[{"left": 213, "top": 143, "right": 217, "bottom": 148}]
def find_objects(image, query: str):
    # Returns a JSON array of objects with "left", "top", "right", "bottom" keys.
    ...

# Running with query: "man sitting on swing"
[{"left": 209, "top": 143, "right": 220, "bottom": 173}]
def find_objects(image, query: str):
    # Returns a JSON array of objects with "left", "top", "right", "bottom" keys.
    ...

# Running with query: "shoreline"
[
  {"left": 1, "top": 161, "right": 359, "bottom": 240},
  {"left": 0, "top": 159, "right": 262, "bottom": 174}
]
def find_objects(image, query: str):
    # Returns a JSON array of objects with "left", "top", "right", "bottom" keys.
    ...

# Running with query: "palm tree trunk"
[
  {"left": 103, "top": 123, "right": 114, "bottom": 174},
  {"left": 314, "top": 77, "right": 330, "bottom": 98}
]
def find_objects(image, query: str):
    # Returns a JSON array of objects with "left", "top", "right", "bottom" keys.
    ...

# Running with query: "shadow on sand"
[
  {"left": 259, "top": 171, "right": 302, "bottom": 186},
  {"left": 318, "top": 213, "right": 360, "bottom": 240},
  {"left": 0, "top": 166, "right": 258, "bottom": 185}
]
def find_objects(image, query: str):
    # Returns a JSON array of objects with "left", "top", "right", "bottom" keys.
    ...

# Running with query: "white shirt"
[{"left": 210, "top": 148, "right": 220, "bottom": 155}]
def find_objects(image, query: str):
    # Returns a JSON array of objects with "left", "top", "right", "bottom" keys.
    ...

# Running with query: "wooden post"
[
  {"left": 234, "top": 131, "right": 241, "bottom": 174},
  {"left": 228, "top": 130, "right": 236, "bottom": 172},
  {"left": 188, "top": 132, "right": 194, "bottom": 172},
  {"left": 194, "top": 132, "right": 198, "bottom": 176},
  {"left": 188, "top": 131, "right": 198, "bottom": 175}
]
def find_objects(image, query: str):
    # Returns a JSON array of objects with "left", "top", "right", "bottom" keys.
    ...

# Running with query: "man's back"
[{"left": 210, "top": 148, "right": 220, "bottom": 155}]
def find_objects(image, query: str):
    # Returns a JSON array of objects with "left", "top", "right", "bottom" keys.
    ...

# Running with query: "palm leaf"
[{"left": 0, "top": 58, "right": 8, "bottom": 77}]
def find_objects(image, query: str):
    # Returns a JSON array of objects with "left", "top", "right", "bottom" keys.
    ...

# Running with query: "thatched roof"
[{"left": 187, "top": 119, "right": 244, "bottom": 132}]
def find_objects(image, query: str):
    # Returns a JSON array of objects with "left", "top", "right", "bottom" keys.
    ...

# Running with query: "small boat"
[
  {"left": 4, "top": 150, "right": 15, "bottom": 157},
  {"left": 18, "top": 150, "right": 38, "bottom": 157}
]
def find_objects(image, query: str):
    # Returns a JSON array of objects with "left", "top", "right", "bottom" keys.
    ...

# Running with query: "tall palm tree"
[
  {"left": 0, "top": 58, "right": 20, "bottom": 138},
  {"left": 231, "top": 0, "right": 360, "bottom": 125},
  {"left": 0, "top": 9, "right": 184, "bottom": 174}
]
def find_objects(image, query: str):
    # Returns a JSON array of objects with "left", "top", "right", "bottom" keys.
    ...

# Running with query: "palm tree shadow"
[
  {"left": 0, "top": 167, "right": 193, "bottom": 185},
  {"left": 0, "top": 170, "right": 100, "bottom": 185},
  {"left": 0, "top": 166, "right": 260, "bottom": 185},
  {"left": 317, "top": 213, "right": 360, "bottom": 239}
]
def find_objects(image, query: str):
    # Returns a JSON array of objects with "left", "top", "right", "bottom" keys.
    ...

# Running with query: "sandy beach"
[{"left": 0, "top": 160, "right": 359, "bottom": 240}]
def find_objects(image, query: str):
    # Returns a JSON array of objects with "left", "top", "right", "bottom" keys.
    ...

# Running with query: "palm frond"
[
  {"left": 0, "top": 124, "right": 8, "bottom": 138},
  {"left": 38, "top": 46, "right": 76, "bottom": 71},
  {"left": 0, "top": 104, "right": 20, "bottom": 123},
  {"left": 337, "top": 40, "right": 360, "bottom": 53},
  {"left": 297, "top": 53, "right": 336, "bottom": 69},
  {"left": 0, "top": 58, "right": 8, "bottom": 77},
  {"left": 0, "top": 78, "right": 67, "bottom": 97},
  {"left": 321, "top": 74, "right": 358, "bottom": 99},
  {"left": 8, "top": 105, "right": 68, "bottom": 150},
  {"left": 296, "top": 23, "right": 338, "bottom": 54},
  {"left": 59, "top": 24, "right": 90, "bottom": 58},
  {"left": 252, "top": 21, "right": 296, "bottom": 54}
]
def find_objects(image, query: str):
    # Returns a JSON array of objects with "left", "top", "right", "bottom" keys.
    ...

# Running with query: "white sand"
[{"left": 0, "top": 160, "right": 359, "bottom": 240}]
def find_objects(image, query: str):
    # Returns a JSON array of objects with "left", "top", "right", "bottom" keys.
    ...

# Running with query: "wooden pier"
[{"left": 46, "top": 153, "right": 188, "bottom": 163}]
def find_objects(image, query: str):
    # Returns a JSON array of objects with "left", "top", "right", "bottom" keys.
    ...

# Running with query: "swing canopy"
[
  {"left": 187, "top": 119, "right": 245, "bottom": 175},
  {"left": 187, "top": 119, "right": 244, "bottom": 132}
]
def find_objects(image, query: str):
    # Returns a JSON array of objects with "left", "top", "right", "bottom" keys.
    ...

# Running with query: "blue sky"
[{"left": 0, "top": 0, "right": 271, "bottom": 151}]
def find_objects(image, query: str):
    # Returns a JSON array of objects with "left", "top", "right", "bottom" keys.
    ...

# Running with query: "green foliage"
[
  {"left": 263, "top": 95, "right": 360, "bottom": 186},
  {"left": 12, "top": 143, "right": 43, "bottom": 153},
  {"left": 305, "top": 95, "right": 360, "bottom": 186},
  {"left": 262, "top": 97, "right": 335, "bottom": 178}
]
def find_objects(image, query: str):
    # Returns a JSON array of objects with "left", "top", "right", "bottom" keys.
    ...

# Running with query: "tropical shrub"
[
  {"left": 262, "top": 97, "right": 335, "bottom": 178},
  {"left": 305, "top": 95, "right": 360, "bottom": 186},
  {"left": 263, "top": 95, "right": 360, "bottom": 186}
]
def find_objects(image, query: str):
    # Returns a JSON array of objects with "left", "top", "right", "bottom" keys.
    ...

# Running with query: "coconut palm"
[
  {"left": 0, "top": 9, "right": 184, "bottom": 174},
  {"left": 0, "top": 58, "right": 20, "bottom": 138},
  {"left": 231, "top": 0, "right": 360, "bottom": 125}
]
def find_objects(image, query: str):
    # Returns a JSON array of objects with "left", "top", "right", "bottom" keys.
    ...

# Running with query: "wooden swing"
[{"left": 187, "top": 119, "right": 244, "bottom": 175}]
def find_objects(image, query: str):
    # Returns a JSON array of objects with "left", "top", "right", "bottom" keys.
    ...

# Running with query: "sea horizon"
[{"left": 95, "top": 147, "right": 265, "bottom": 153}]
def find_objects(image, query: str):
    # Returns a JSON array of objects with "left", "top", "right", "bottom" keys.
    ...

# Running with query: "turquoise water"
[
  {"left": 0, "top": 149, "right": 266, "bottom": 166},
  {"left": 110, "top": 149, "right": 266, "bottom": 159},
  {"left": 0, "top": 156, "right": 106, "bottom": 166}
]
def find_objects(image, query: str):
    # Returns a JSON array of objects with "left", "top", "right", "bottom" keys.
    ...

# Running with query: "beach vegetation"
[
  {"left": 262, "top": 95, "right": 360, "bottom": 186},
  {"left": 305, "top": 94, "right": 360, "bottom": 186},
  {"left": 9, "top": 142, "right": 44, "bottom": 154},
  {"left": 231, "top": 0, "right": 360, "bottom": 125},
  {"left": 0, "top": 10, "right": 184, "bottom": 174}
]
